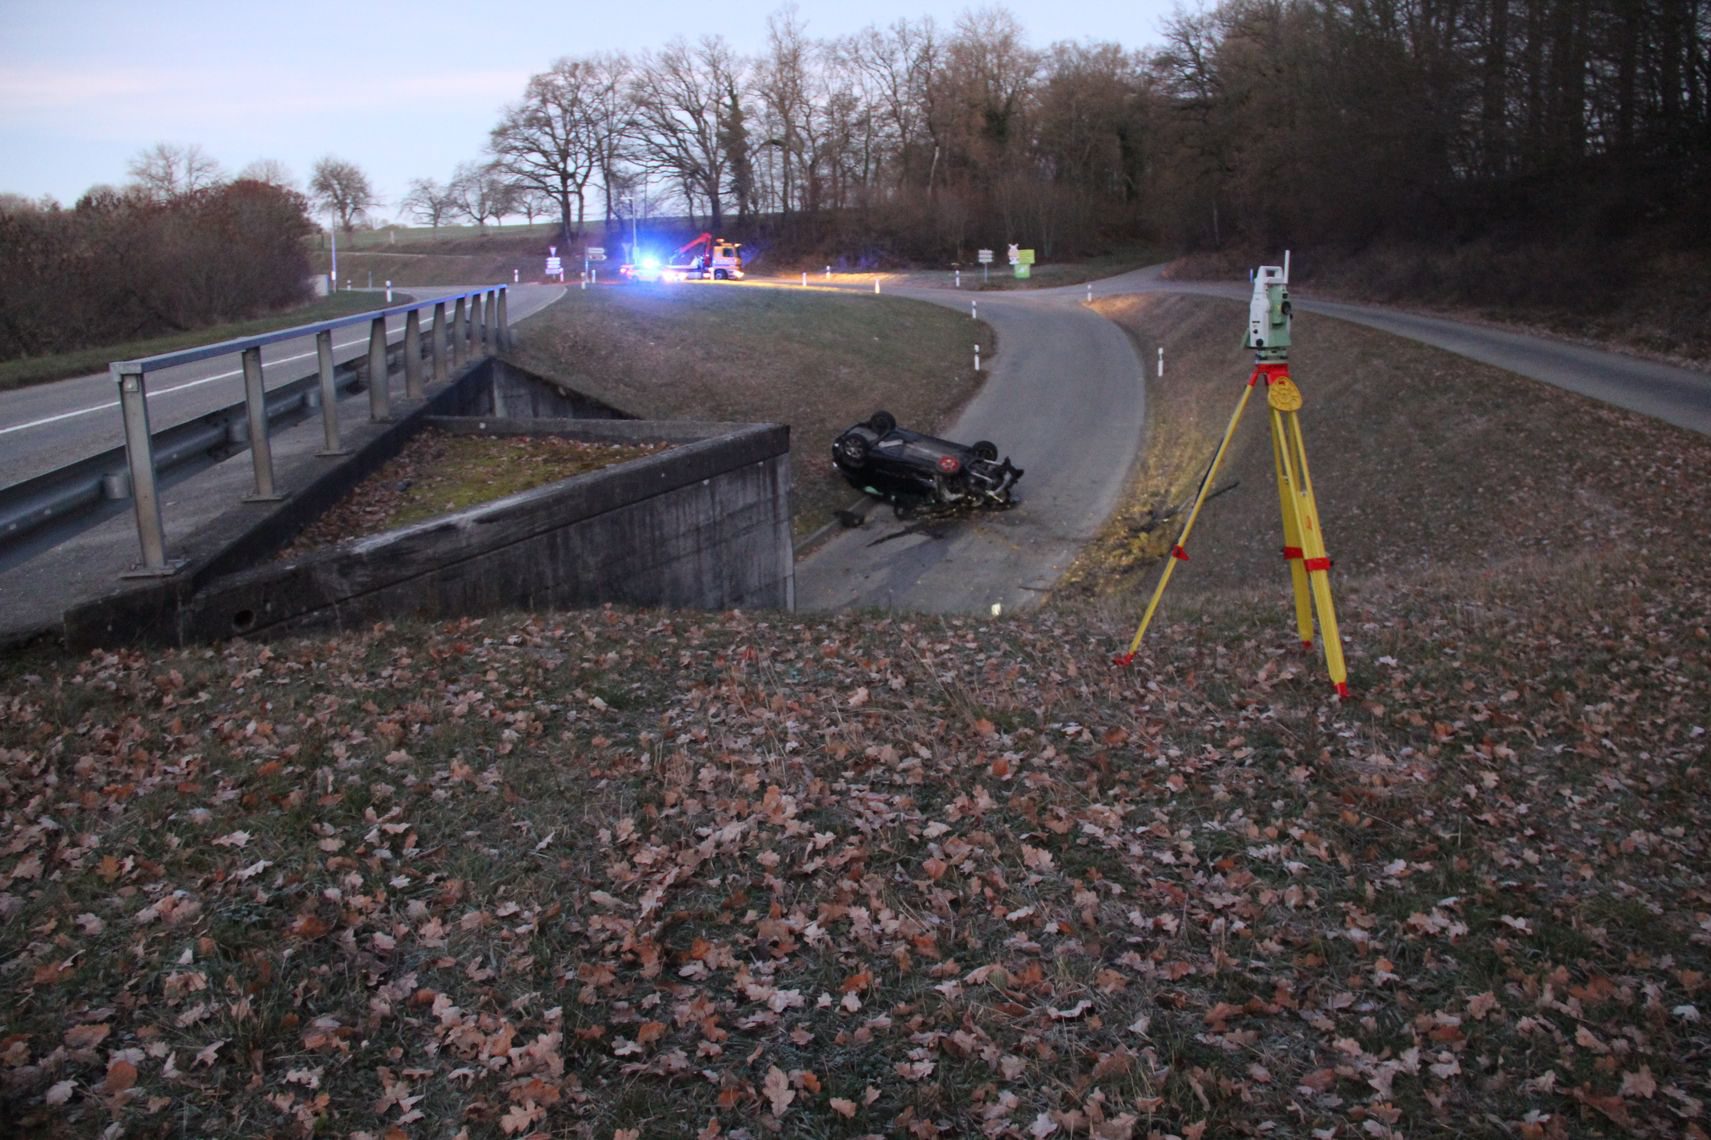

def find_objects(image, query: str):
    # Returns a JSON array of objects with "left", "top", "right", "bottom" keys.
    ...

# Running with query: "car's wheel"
[
  {"left": 972, "top": 440, "right": 998, "bottom": 461},
  {"left": 835, "top": 434, "right": 870, "bottom": 467},
  {"left": 715, "top": 269, "right": 728, "bottom": 280},
  {"left": 868, "top": 411, "right": 897, "bottom": 434}
]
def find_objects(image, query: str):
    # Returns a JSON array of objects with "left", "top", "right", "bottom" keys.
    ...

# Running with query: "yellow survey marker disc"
[{"left": 1267, "top": 376, "right": 1303, "bottom": 411}]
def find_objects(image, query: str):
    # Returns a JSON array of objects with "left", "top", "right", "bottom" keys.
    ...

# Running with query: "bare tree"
[
  {"left": 448, "top": 162, "right": 517, "bottom": 228},
  {"left": 843, "top": 18, "right": 941, "bottom": 193},
  {"left": 511, "top": 185, "right": 558, "bottom": 225},
  {"left": 758, "top": 6, "right": 814, "bottom": 217},
  {"left": 629, "top": 36, "right": 745, "bottom": 230},
  {"left": 310, "top": 157, "right": 379, "bottom": 232},
  {"left": 490, "top": 57, "right": 609, "bottom": 241},
  {"left": 127, "top": 142, "right": 224, "bottom": 201},
  {"left": 584, "top": 53, "right": 637, "bottom": 229},
  {"left": 400, "top": 177, "right": 456, "bottom": 229},
  {"left": 237, "top": 158, "right": 296, "bottom": 189}
]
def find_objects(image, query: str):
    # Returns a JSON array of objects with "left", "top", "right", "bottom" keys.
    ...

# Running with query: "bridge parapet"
[{"left": 111, "top": 286, "right": 510, "bottom": 576}]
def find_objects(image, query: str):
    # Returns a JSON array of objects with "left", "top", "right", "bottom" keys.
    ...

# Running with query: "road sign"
[
  {"left": 977, "top": 249, "right": 994, "bottom": 264},
  {"left": 546, "top": 256, "right": 562, "bottom": 279},
  {"left": 587, "top": 247, "right": 606, "bottom": 261},
  {"left": 1017, "top": 249, "right": 1036, "bottom": 265}
]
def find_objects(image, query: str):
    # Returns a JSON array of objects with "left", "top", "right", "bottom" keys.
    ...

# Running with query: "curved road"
[
  {"left": 796, "top": 288, "right": 1146, "bottom": 614},
  {"left": 794, "top": 264, "right": 1710, "bottom": 614}
]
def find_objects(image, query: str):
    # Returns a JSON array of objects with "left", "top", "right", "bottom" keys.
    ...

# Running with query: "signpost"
[
  {"left": 978, "top": 248, "right": 993, "bottom": 284},
  {"left": 546, "top": 246, "right": 563, "bottom": 282}
]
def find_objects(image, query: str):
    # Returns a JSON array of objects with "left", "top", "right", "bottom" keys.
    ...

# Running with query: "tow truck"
[{"left": 620, "top": 232, "right": 744, "bottom": 283}]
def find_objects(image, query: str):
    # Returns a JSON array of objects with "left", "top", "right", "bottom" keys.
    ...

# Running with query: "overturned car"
[{"left": 832, "top": 411, "right": 1023, "bottom": 515}]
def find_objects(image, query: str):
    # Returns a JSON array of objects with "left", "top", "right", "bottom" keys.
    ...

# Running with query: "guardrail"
[{"left": 103, "top": 286, "right": 509, "bottom": 576}]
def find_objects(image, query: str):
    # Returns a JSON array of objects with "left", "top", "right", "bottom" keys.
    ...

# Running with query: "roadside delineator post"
[{"left": 974, "top": 344, "right": 981, "bottom": 373}]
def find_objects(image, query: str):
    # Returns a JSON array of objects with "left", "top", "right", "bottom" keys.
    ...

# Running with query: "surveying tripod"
[{"left": 1115, "top": 255, "right": 1350, "bottom": 698}]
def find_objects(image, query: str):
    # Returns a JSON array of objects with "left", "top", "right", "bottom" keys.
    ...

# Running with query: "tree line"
[
  {"left": 3, "top": 0, "right": 1705, "bottom": 364},
  {"left": 402, "top": 0, "right": 1704, "bottom": 262},
  {"left": 0, "top": 152, "right": 314, "bottom": 361}
]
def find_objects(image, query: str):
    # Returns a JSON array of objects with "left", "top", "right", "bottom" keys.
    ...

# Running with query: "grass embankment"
[
  {"left": 2, "top": 293, "right": 1709, "bottom": 1138},
  {"left": 0, "top": 293, "right": 414, "bottom": 393},
  {"left": 309, "top": 224, "right": 590, "bottom": 290},
  {"left": 507, "top": 284, "right": 993, "bottom": 537}
]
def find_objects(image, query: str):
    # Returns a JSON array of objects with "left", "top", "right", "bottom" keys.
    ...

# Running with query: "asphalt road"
[
  {"left": 0, "top": 284, "right": 566, "bottom": 487},
  {"left": 794, "top": 263, "right": 1710, "bottom": 614},
  {"left": 1090, "top": 263, "right": 1711, "bottom": 437},
  {"left": 794, "top": 285, "right": 1147, "bottom": 614}
]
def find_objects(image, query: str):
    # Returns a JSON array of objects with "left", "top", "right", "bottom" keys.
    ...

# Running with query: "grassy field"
[
  {"left": 507, "top": 284, "right": 994, "bottom": 538},
  {"left": 2, "top": 291, "right": 1708, "bottom": 1138},
  {"left": 0, "top": 293, "right": 414, "bottom": 392}
]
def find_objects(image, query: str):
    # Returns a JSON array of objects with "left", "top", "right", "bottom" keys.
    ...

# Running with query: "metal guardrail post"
[
  {"left": 114, "top": 365, "right": 185, "bottom": 577},
  {"left": 431, "top": 301, "right": 448, "bottom": 384},
  {"left": 452, "top": 297, "right": 467, "bottom": 367},
  {"left": 241, "top": 347, "right": 286, "bottom": 502},
  {"left": 367, "top": 316, "right": 391, "bottom": 421},
  {"left": 404, "top": 309, "right": 424, "bottom": 398},
  {"left": 497, "top": 288, "right": 510, "bottom": 351},
  {"left": 315, "top": 330, "right": 347, "bottom": 456}
]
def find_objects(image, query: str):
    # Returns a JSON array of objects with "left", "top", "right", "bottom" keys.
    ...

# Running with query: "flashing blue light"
[{"left": 640, "top": 255, "right": 661, "bottom": 269}]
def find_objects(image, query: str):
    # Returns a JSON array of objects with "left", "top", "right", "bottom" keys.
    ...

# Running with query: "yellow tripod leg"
[
  {"left": 1270, "top": 407, "right": 1314, "bottom": 649},
  {"left": 1116, "top": 372, "right": 1261, "bottom": 665},
  {"left": 1268, "top": 379, "right": 1350, "bottom": 696}
]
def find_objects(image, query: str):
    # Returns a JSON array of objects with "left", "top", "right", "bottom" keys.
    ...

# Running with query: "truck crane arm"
[{"left": 675, "top": 232, "right": 714, "bottom": 257}]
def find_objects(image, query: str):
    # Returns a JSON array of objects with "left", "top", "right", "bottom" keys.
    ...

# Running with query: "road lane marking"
[
  {"left": 0, "top": 289, "right": 555, "bottom": 439},
  {"left": 0, "top": 336, "right": 374, "bottom": 438}
]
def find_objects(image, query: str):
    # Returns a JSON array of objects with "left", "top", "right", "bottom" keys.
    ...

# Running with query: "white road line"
[
  {"left": 0, "top": 335, "right": 377, "bottom": 438},
  {"left": 0, "top": 287, "right": 556, "bottom": 441}
]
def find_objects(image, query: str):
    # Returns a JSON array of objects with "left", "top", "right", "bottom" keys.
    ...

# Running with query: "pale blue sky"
[{"left": 0, "top": 0, "right": 1180, "bottom": 216}]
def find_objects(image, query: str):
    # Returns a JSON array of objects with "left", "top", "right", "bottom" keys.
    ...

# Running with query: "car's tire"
[
  {"left": 972, "top": 440, "right": 998, "bottom": 461},
  {"left": 868, "top": 411, "right": 897, "bottom": 434},
  {"left": 835, "top": 434, "right": 870, "bottom": 467},
  {"left": 715, "top": 269, "right": 728, "bottom": 280}
]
